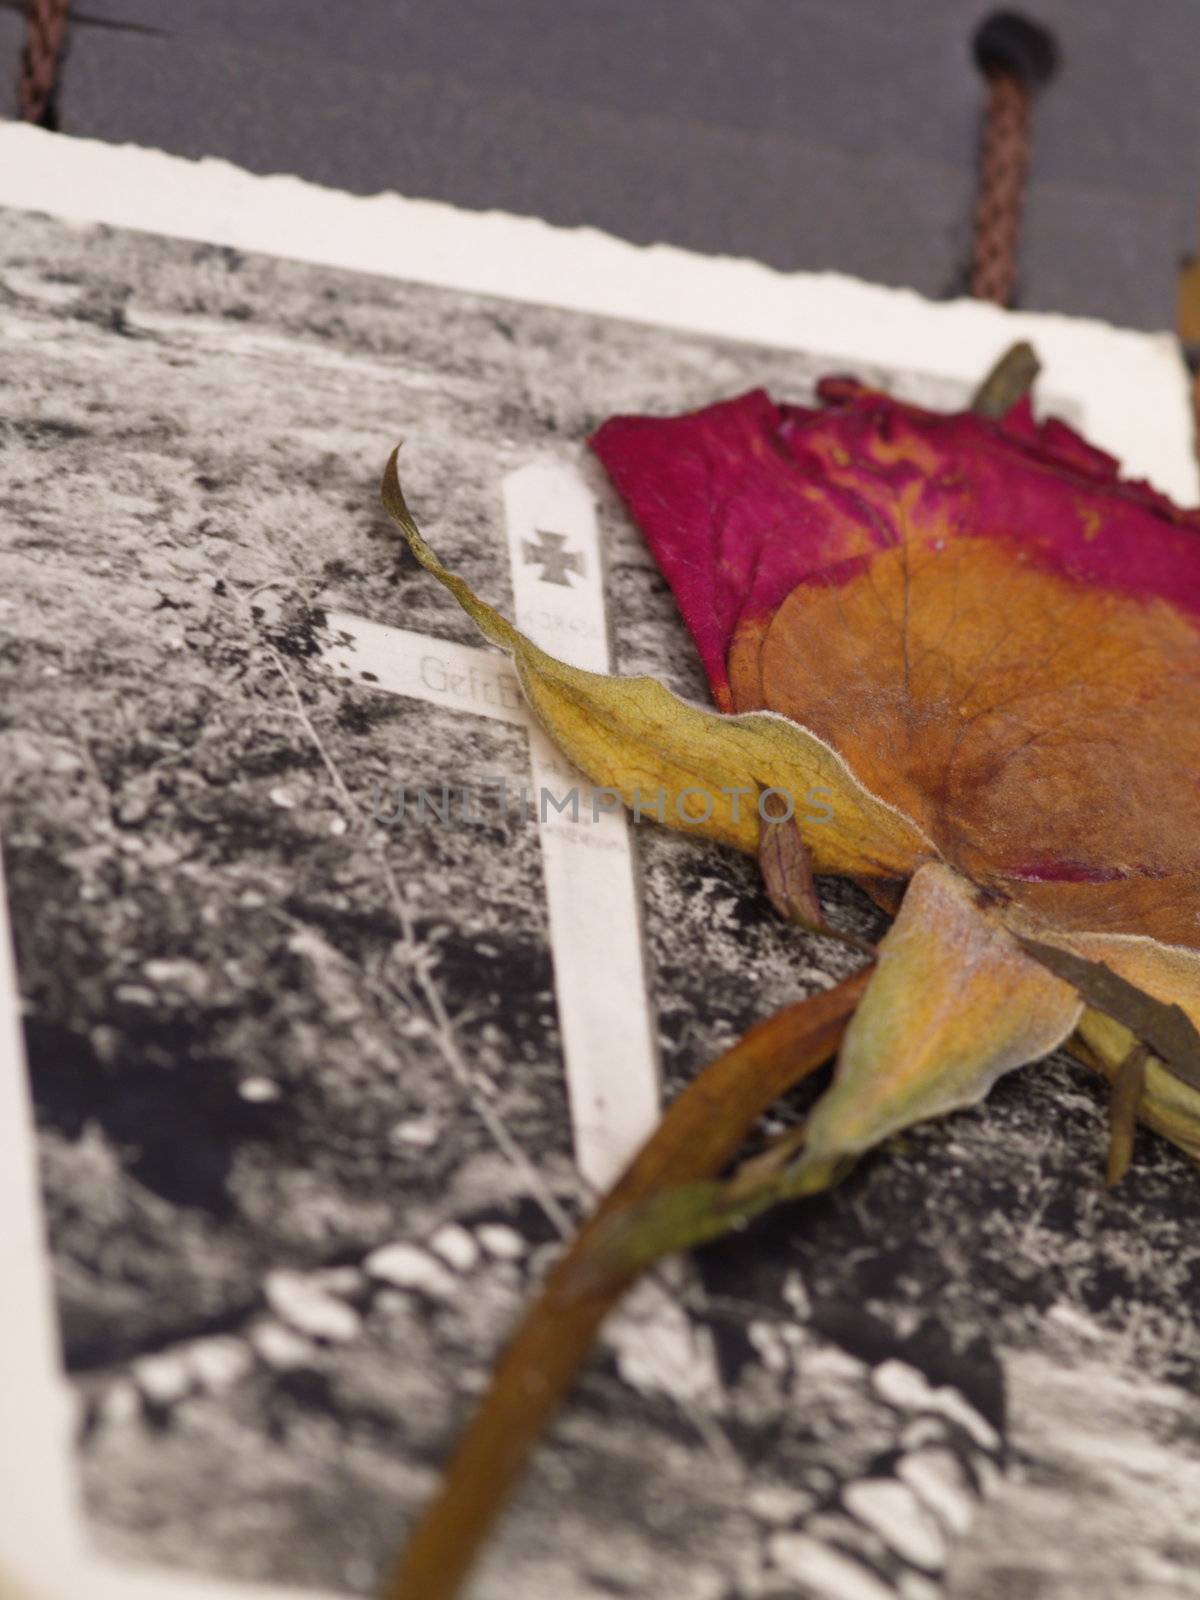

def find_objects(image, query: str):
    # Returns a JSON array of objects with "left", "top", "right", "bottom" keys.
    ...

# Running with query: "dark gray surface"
[
  {"left": 26, "top": 0, "right": 1200, "bottom": 330},
  {"left": 0, "top": 9, "right": 23, "bottom": 120}
]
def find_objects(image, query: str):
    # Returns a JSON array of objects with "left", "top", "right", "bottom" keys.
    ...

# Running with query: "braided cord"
[
  {"left": 969, "top": 70, "right": 1032, "bottom": 306},
  {"left": 19, "top": 0, "right": 71, "bottom": 127}
]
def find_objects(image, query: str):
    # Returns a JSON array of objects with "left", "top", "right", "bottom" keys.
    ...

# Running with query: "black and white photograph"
[{"left": 2, "top": 13, "right": 1200, "bottom": 1597}]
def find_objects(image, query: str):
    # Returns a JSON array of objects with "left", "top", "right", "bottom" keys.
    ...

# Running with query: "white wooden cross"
[{"left": 324, "top": 461, "right": 661, "bottom": 1189}]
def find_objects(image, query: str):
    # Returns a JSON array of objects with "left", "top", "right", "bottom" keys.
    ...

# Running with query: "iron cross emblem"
[{"left": 522, "top": 529, "right": 585, "bottom": 587}]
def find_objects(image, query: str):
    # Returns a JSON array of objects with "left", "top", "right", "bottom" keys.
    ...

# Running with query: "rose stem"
[{"left": 380, "top": 963, "right": 873, "bottom": 1600}]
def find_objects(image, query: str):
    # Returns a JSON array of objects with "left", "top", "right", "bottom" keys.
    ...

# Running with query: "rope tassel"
[
  {"left": 19, "top": 0, "right": 71, "bottom": 128},
  {"left": 969, "top": 11, "right": 1060, "bottom": 306}
]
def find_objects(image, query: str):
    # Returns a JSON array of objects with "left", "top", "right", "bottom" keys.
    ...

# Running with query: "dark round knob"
[{"left": 973, "top": 11, "right": 1060, "bottom": 88}]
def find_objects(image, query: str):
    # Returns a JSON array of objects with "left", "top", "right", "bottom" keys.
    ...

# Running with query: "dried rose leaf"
[
  {"left": 382, "top": 448, "right": 929, "bottom": 883},
  {"left": 603, "top": 860, "right": 1081, "bottom": 1268},
  {"left": 804, "top": 862, "right": 1081, "bottom": 1160}
]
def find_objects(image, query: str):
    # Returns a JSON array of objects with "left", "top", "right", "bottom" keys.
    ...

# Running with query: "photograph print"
[{"left": 1, "top": 140, "right": 1199, "bottom": 1600}]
